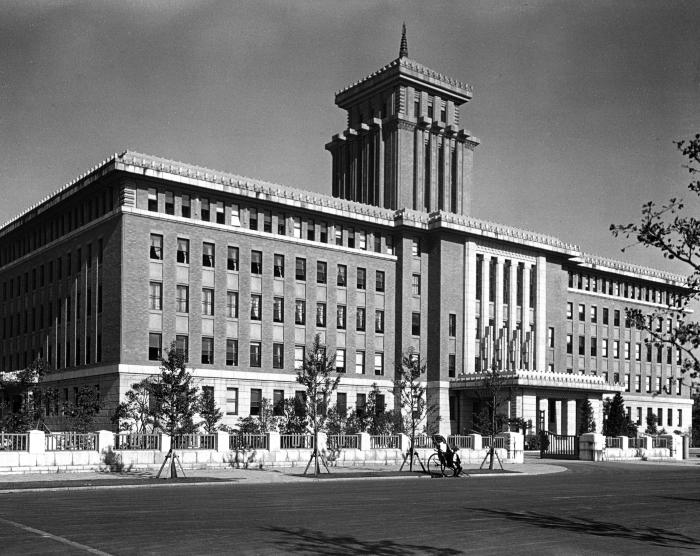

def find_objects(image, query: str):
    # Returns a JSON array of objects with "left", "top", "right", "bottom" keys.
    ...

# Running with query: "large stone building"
[{"left": 0, "top": 31, "right": 692, "bottom": 435}]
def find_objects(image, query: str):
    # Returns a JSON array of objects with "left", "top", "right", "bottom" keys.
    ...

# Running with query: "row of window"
[
  {"left": 627, "top": 406, "right": 683, "bottom": 428},
  {"left": 475, "top": 256, "right": 537, "bottom": 307},
  {"left": 566, "top": 302, "right": 675, "bottom": 332},
  {"left": 150, "top": 235, "right": 387, "bottom": 290},
  {"left": 568, "top": 270, "right": 681, "bottom": 307},
  {"left": 565, "top": 334, "right": 682, "bottom": 364},
  {"left": 144, "top": 188, "right": 399, "bottom": 255},
  {"left": 2, "top": 240, "right": 104, "bottom": 302},
  {"left": 1, "top": 187, "right": 114, "bottom": 267},
  {"left": 148, "top": 333, "right": 385, "bottom": 375},
  {"left": 1, "top": 334, "right": 104, "bottom": 373}
]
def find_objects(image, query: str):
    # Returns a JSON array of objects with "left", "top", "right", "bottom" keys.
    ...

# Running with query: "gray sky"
[{"left": 1, "top": 0, "right": 698, "bottom": 274}]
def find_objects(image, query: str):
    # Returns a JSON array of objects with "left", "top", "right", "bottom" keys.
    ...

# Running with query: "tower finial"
[{"left": 399, "top": 22, "right": 408, "bottom": 58}]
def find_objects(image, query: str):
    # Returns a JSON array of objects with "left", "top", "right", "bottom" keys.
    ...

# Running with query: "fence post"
[
  {"left": 97, "top": 430, "right": 115, "bottom": 453},
  {"left": 467, "top": 433, "right": 482, "bottom": 451},
  {"left": 216, "top": 430, "right": 229, "bottom": 453},
  {"left": 399, "top": 434, "right": 410, "bottom": 451},
  {"left": 317, "top": 431, "right": 328, "bottom": 452},
  {"left": 268, "top": 431, "right": 280, "bottom": 452},
  {"left": 641, "top": 436, "right": 652, "bottom": 451},
  {"left": 617, "top": 436, "right": 628, "bottom": 451},
  {"left": 358, "top": 432, "right": 371, "bottom": 451},
  {"left": 160, "top": 434, "right": 171, "bottom": 453},
  {"left": 27, "top": 430, "right": 45, "bottom": 454}
]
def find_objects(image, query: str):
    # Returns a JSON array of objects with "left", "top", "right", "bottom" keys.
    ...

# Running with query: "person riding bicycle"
[{"left": 432, "top": 434, "right": 462, "bottom": 476}]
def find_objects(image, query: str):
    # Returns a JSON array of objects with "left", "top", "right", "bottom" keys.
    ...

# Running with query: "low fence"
[
  {"left": 45, "top": 432, "right": 96, "bottom": 451},
  {"left": 172, "top": 434, "right": 217, "bottom": 450},
  {"left": 114, "top": 433, "right": 161, "bottom": 451},
  {"left": 370, "top": 435, "right": 400, "bottom": 449},
  {"left": 327, "top": 434, "right": 359, "bottom": 449},
  {"left": 280, "top": 434, "right": 314, "bottom": 450},
  {"left": 482, "top": 436, "right": 506, "bottom": 449},
  {"left": 229, "top": 434, "right": 268, "bottom": 451},
  {"left": 652, "top": 437, "right": 669, "bottom": 449},
  {"left": 0, "top": 433, "right": 28, "bottom": 451},
  {"left": 448, "top": 435, "right": 474, "bottom": 450},
  {"left": 605, "top": 437, "right": 623, "bottom": 449}
]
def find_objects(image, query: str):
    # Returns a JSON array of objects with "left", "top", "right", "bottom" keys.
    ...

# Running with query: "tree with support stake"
[
  {"left": 152, "top": 343, "right": 199, "bottom": 479},
  {"left": 297, "top": 334, "right": 340, "bottom": 477},
  {"left": 474, "top": 365, "right": 511, "bottom": 471},
  {"left": 396, "top": 349, "right": 428, "bottom": 473}
]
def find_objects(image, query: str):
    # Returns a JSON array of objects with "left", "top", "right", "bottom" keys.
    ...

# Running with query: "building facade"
[{"left": 0, "top": 33, "right": 692, "bottom": 434}]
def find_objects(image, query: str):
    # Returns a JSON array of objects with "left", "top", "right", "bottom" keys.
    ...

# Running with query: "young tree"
[
  {"left": 198, "top": 387, "right": 223, "bottom": 433},
  {"left": 645, "top": 412, "right": 659, "bottom": 435},
  {"left": 603, "top": 393, "right": 636, "bottom": 437},
  {"left": 0, "top": 358, "right": 57, "bottom": 432},
  {"left": 63, "top": 386, "right": 102, "bottom": 433},
  {"left": 150, "top": 343, "right": 199, "bottom": 478},
  {"left": 279, "top": 396, "right": 308, "bottom": 434},
  {"left": 237, "top": 398, "right": 278, "bottom": 434},
  {"left": 474, "top": 366, "right": 511, "bottom": 470},
  {"left": 578, "top": 399, "right": 596, "bottom": 434},
  {"left": 296, "top": 334, "right": 340, "bottom": 476},
  {"left": 111, "top": 379, "right": 155, "bottom": 433},
  {"left": 395, "top": 350, "right": 427, "bottom": 471},
  {"left": 611, "top": 135, "right": 700, "bottom": 396}
]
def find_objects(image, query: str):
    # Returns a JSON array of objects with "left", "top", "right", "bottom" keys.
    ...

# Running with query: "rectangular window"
[
  {"left": 227, "top": 291, "right": 239, "bottom": 318},
  {"left": 412, "top": 239, "right": 420, "bottom": 257},
  {"left": 295, "top": 300, "right": 306, "bottom": 325},
  {"left": 613, "top": 340, "right": 620, "bottom": 359},
  {"left": 295, "top": 258, "right": 306, "bottom": 281},
  {"left": 566, "top": 334, "right": 573, "bottom": 354},
  {"left": 226, "top": 339, "right": 238, "bottom": 366},
  {"left": 602, "top": 308, "right": 609, "bottom": 325},
  {"left": 337, "top": 265, "right": 347, "bottom": 287},
  {"left": 335, "top": 227, "right": 343, "bottom": 245},
  {"left": 590, "top": 306, "right": 597, "bottom": 324},
  {"left": 375, "top": 310, "right": 385, "bottom": 334},
  {"left": 175, "top": 238, "right": 190, "bottom": 264},
  {"left": 348, "top": 229, "right": 355, "bottom": 249},
  {"left": 273, "top": 297, "right": 284, "bottom": 322},
  {"left": 175, "top": 335, "right": 189, "bottom": 362},
  {"left": 448, "top": 354, "right": 456, "bottom": 377},
  {"left": 590, "top": 337, "right": 597, "bottom": 357},
  {"left": 355, "top": 351, "right": 365, "bottom": 374},
  {"left": 635, "top": 375, "right": 641, "bottom": 392},
  {"left": 320, "top": 222, "right": 328, "bottom": 243},
  {"left": 316, "top": 261, "right": 327, "bottom": 284},
  {"left": 150, "top": 234, "right": 163, "bottom": 260},
  {"left": 149, "top": 282, "right": 162, "bottom": 310},
  {"left": 602, "top": 338, "right": 608, "bottom": 358},
  {"left": 202, "top": 242, "right": 215, "bottom": 267},
  {"left": 201, "top": 337, "right": 214, "bottom": 364},
  {"left": 566, "top": 302, "right": 573, "bottom": 320},
  {"left": 376, "top": 270, "right": 385, "bottom": 292},
  {"left": 635, "top": 343, "right": 641, "bottom": 361},
  {"left": 250, "top": 342, "right": 262, "bottom": 367},
  {"left": 148, "top": 188, "right": 158, "bottom": 212},
  {"left": 226, "top": 387, "right": 238, "bottom": 416},
  {"left": 181, "top": 194, "right": 191, "bottom": 218},
  {"left": 336, "top": 349, "right": 345, "bottom": 373},
  {"left": 412, "top": 274, "right": 421, "bottom": 296},
  {"left": 624, "top": 341, "right": 630, "bottom": 360},
  {"left": 250, "top": 388, "right": 262, "bottom": 415},
  {"left": 274, "top": 254, "right": 284, "bottom": 278},
  {"left": 251, "top": 250, "right": 262, "bottom": 274},
  {"left": 251, "top": 294, "right": 262, "bottom": 320},
  {"left": 216, "top": 203, "right": 225, "bottom": 224},
  {"left": 249, "top": 209, "right": 258, "bottom": 230},
  {"left": 614, "top": 310, "right": 620, "bottom": 327},
  {"left": 273, "top": 343, "right": 284, "bottom": 369},
  {"left": 356, "top": 307, "right": 366, "bottom": 332},
  {"left": 316, "top": 302, "right": 326, "bottom": 327},
  {"left": 578, "top": 335, "right": 585, "bottom": 356},
  {"left": 292, "top": 217, "right": 301, "bottom": 239},
  {"left": 449, "top": 314, "right": 457, "bottom": 337},
  {"left": 230, "top": 204, "right": 240, "bottom": 226},
  {"left": 294, "top": 346, "right": 305, "bottom": 370},
  {"left": 148, "top": 333, "right": 162, "bottom": 361},
  {"left": 200, "top": 198, "right": 210, "bottom": 221},
  {"left": 547, "top": 327, "right": 554, "bottom": 348},
  {"left": 278, "top": 214, "right": 286, "bottom": 235},
  {"left": 645, "top": 376, "right": 651, "bottom": 392},
  {"left": 165, "top": 191, "right": 174, "bottom": 215},
  {"left": 227, "top": 247, "right": 239, "bottom": 271},
  {"left": 176, "top": 285, "right": 189, "bottom": 313},
  {"left": 374, "top": 353, "right": 384, "bottom": 376},
  {"left": 337, "top": 305, "right": 346, "bottom": 329},
  {"left": 358, "top": 231, "right": 367, "bottom": 250},
  {"left": 578, "top": 304, "right": 585, "bottom": 321},
  {"left": 412, "top": 312, "right": 420, "bottom": 336},
  {"left": 307, "top": 220, "right": 315, "bottom": 241},
  {"left": 273, "top": 390, "right": 285, "bottom": 416},
  {"left": 356, "top": 393, "right": 367, "bottom": 413},
  {"left": 202, "top": 288, "right": 214, "bottom": 316},
  {"left": 357, "top": 268, "right": 366, "bottom": 290}
]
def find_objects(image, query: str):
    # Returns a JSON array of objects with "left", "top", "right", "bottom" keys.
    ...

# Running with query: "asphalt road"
[{"left": 1, "top": 461, "right": 699, "bottom": 555}]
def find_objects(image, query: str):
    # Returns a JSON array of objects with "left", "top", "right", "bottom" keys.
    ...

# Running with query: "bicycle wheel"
[{"left": 427, "top": 453, "right": 446, "bottom": 477}]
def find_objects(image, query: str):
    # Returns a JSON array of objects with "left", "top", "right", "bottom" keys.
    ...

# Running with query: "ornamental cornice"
[
  {"left": 572, "top": 253, "right": 687, "bottom": 286},
  {"left": 452, "top": 370, "right": 613, "bottom": 392}
]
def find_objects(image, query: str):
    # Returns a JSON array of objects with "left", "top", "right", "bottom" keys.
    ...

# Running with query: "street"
[{"left": 1, "top": 461, "right": 699, "bottom": 555}]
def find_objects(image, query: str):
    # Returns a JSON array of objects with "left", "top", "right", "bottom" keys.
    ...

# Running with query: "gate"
[{"left": 540, "top": 432, "right": 579, "bottom": 459}]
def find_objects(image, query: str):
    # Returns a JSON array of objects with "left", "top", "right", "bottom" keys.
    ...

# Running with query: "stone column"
[
  {"left": 97, "top": 430, "right": 115, "bottom": 454},
  {"left": 521, "top": 394, "right": 538, "bottom": 434},
  {"left": 538, "top": 397, "right": 549, "bottom": 432},
  {"left": 589, "top": 397, "right": 604, "bottom": 434},
  {"left": 495, "top": 257, "right": 504, "bottom": 331},
  {"left": 563, "top": 399, "right": 578, "bottom": 436},
  {"left": 536, "top": 256, "right": 547, "bottom": 371},
  {"left": 480, "top": 255, "right": 490, "bottom": 352},
  {"left": 27, "top": 430, "right": 46, "bottom": 454},
  {"left": 427, "top": 381, "right": 452, "bottom": 436},
  {"left": 522, "top": 262, "right": 531, "bottom": 339},
  {"left": 554, "top": 400, "right": 562, "bottom": 435},
  {"left": 216, "top": 430, "right": 229, "bottom": 453},
  {"left": 463, "top": 241, "right": 477, "bottom": 373}
]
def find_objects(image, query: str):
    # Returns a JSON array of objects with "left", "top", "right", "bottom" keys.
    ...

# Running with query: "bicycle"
[{"left": 426, "top": 434, "right": 463, "bottom": 477}]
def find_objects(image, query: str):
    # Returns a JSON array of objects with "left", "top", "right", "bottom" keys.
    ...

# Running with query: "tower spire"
[{"left": 399, "top": 22, "right": 408, "bottom": 58}]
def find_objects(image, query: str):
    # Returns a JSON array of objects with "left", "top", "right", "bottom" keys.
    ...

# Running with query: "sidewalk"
[{"left": 0, "top": 461, "right": 568, "bottom": 492}]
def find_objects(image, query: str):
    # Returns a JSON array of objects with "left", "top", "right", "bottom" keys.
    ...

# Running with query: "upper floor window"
[
  {"left": 412, "top": 274, "right": 421, "bottom": 296},
  {"left": 148, "top": 188, "right": 158, "bottom": 212},
  {"left": 566, "top": 302, "right": 573, "bottom": 320},
  {"left": 337, "top": 265, "right": 347, "bottom": 287},
  {"left": 317, "top": 261, "right": 327, "bottom": 285},
  {"left": 249, "top": 209, "right": 258, "bottom": 230},
  {"left": 230, "top": 204, "right": 241, "bottom": 226},
  {"left": 358, "top": 231, "right": 367, "bottom": 250},
  {"left": 335, "top": 227, "right": 343, "bottom": 246},
  {"left": 274, "top": 254, "right": 285, "bottom": 278},
  {"left": 216, "top": 203, "right": 225, "bottom": 224},
  {"left": 337, "top": 305, "right": 346, "bottom": 330},
  {"left": 293, "top": 217, "right": 302, "bottom": 239},
  {"left": 202, "top": 242, "right": 215, "bottom": 267},
  {"left": 227, "top": 291, "right": 239, "bottom": 319},
  {"left": 273, "top": 297, "right": 284, "bottom": 323},
  {"left": 357, "top": 307, "right": 366, "bottom": 332},
  {"left": 449, "top": 314, "right": 457, "bottom": 337},
  {"left": 176, "top": 285, "right": 189, "bottom": 313},
  {"left": 613, "top": 310, "right": 620, "bottom": 327},
  {"left": 376, "top": 271, "right": 385, "bottom": 292},
  {"left": 578, "top": 304, "right": 585, "bottom": 321},
  {"left": 181, "top": 194, "right": 191, "bottom": 218},
  {"left": 375, "top": 310, "right": 385, "bottom": 334},
  {"left": 412, "top": 239, "right": 421, "bottom": 257},
  {"left": 357, "top": 268, "right": 366, "bottom": 290},
  {"left": 316, "top": 302, "right": 326, "bottom": 328},
  {"left": 177, "top": 238, "right": 189, "bottom": 264},
  {"left": 320, "top": 222, "right": 328, "bottom": 243},
  {"left": 227, "top": 247, "right": 239, "bottom": 271},
  {"left": 202, "top": 288, "right": 214, "bottom": 316},
  {"left": 200, "top": 198, "right": 210, "bottom": 221},
  {"left": 296, "top": 258, "right": 306, "bottom": 281},
  {"left": 150, "top": 234, "right": 163, "bottom": 260},
  {"left": 251, "top": 294, "right": 262, "bottom": 320},
  {"left": 149, "top": 282, "right": 162, "bottom": 311},
  {"left": 590, "top": 306, "right": 597, "bottom": 324},
  {"left": 165, "top": 191, "right": 174, "bottom": 215},
  {"left": 295, "top": 300, "right": 306, "bottom": 325},
  {"left": 251, "top": 251, "right": 262, "bottom": 274}
]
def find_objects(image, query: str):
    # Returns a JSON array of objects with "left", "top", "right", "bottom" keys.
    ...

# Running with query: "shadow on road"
[
  {"left": 466, "top": 507, "right": 700, "bottom": 550},
  {"left": 263, "top": 526, "right": 461, "bottom": 555}
]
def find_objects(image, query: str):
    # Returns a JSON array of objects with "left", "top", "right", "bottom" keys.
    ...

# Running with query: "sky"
[{"left": 1, "top": 0, "right": 699, "bottom": 275}]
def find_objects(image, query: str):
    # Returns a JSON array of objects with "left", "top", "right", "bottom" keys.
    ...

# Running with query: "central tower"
[{"left": 326, "top": 26, "right": 479, "bottom": 215}]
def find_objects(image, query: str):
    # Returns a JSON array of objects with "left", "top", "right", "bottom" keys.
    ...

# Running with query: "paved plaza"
[{"left": 1, "top": 460, "right": 699, "bottom": 554}]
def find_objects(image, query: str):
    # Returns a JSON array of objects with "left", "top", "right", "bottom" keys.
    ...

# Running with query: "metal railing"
[
  {"left": 45, "top": 432, "right": 96, "bottom": 451},
  {"left": 482, "top": 436, "right": 506, "bottom": 449},
  {"left": 327, "top": 434, "right": 359, "bottom": 449},
  {"left": 410, "top": 435, "right": 433, "bottom": 449},
  {"left": 605, "top": 437, "right": 623, "bottom": 449},
  {"left": 280, "top": 434, "right": 314, "bottom": 449},
  {"left": 229, "top": 433, "right": 268, "bottom": 450},
  {"left": 652, "top": 437, "right": 669, "bottom": 449},
  {"left": 369, "top": 435, "right": 400, "bottom": 449},
  {"left": 172, "top": 434, "right": 217, "bottom": 450},
  {"left": 0, "top": 432, "right": 28, "bottom": 451},
  {"left": 629, "top": 437, "right": 645, "bottom": 449},
  {"left": 114, "top": 433, "right": 161, "bottom": 451},
  {"left": 448, "top": 435, "right": 474, "bottom": 450}
]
